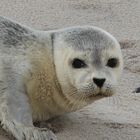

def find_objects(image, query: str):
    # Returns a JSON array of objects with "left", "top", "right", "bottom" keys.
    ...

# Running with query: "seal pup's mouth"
[
  {"left": 87, "top": 90, "right": 114, "bottom": 98},
  {"left": 95, "top": 92, "right": 113, "bottom": 97}
]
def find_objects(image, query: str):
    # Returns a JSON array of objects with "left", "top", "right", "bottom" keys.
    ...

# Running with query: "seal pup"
[{"left": 0, "top": 16, "right": 123, "bottom": 140}]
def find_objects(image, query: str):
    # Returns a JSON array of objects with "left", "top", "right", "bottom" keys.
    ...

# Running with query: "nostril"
[{"left": 93, "top": 78, "right": 106, "bottom": 88}]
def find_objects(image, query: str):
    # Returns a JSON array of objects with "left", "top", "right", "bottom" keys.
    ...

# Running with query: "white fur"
[{"left": 0, "top": 17, "right": 123, "bottom": 140}]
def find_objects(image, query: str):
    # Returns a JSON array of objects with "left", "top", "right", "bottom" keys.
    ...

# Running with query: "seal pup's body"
[{"left": 0, "top": 17, "right": 123, "bottom": 140}]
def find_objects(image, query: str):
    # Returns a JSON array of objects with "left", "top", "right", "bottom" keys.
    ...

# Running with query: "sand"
[{"left": 0, "top": 0, "right": 140, "bottom": 140}]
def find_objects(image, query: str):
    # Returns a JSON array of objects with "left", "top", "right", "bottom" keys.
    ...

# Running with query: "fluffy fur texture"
[{"left": 0, "top": 16, "right": 123, "bottom": 140}]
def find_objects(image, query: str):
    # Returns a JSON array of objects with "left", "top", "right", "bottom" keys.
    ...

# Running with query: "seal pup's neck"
[{"left": 25, "top": 35, "right": 88, "bottom": 121}]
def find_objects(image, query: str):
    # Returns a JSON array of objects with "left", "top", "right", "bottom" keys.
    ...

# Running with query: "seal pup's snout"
[{"left": 93, "top": 78, "right": 106, "bottom": 88}]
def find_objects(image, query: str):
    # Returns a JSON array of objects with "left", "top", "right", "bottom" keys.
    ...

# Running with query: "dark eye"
[
  {"left": 107, "top": 58, "right": 118, "bottom": 68},
  {"left": 72, "top": 58, "right": 87, "bottom": 69}
]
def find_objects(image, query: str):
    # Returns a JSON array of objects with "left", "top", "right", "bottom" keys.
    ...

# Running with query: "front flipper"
[{"left": 0, "top": 89, "right": 57, "bottom": 140}]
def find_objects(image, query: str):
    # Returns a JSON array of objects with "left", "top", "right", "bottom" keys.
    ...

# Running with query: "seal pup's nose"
[{"left": 93, "top": 78, "right": 106, "bottom": 88}]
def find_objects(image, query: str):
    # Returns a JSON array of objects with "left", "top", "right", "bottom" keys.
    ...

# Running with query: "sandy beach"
[{"left": 0, "top": 0, "right": 140, "bottom": 140}]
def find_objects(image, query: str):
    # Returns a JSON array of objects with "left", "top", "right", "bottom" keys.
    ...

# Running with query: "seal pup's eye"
[
  {"left": 72, "top": 58, "right": 87, "bottom": 69},
  {"left": 107, "top": 58, "right": 118, "bottom": 68}
]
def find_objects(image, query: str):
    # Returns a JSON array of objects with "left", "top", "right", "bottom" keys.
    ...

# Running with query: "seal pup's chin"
[
  {"left": 94, "top": 91, "right": 114, "bottom": 97},
  {"left": 83, "top": 90, "right": 114, "bottom": 103},
  {"left": 84, "top": 89, "right": 114, "bottom": 98}
]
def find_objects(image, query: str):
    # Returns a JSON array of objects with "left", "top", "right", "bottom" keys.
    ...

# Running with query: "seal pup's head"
[{"left": 53, "top": 26, "right": 123, "bottom": 104}]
